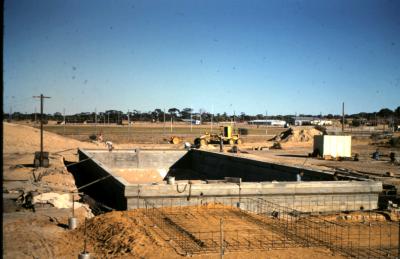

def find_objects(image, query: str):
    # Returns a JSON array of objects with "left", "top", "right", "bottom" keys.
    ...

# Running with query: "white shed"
[{"left": 313, "top": 135, "right": 352, "bottom": 158}]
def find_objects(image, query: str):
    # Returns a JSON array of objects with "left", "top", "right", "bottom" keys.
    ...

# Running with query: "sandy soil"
[
  {"left": 3, "top": 122, "right": 98, "bottom": 258},
  {"left": 3, "top": 122, "right": 398, "bottom": 258}
]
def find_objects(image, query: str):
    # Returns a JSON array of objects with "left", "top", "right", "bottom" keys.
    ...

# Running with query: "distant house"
[
  {"left": 182, "top": 119, "right": 201, "bottom": 125},
  {"left": 311, "top": 119, "right": 333, "bottom": 126},
  {"left": 248, "top": 119, "right": 287, "bottom": 127},
  {"left": 293, "top": 117, "right": 332, "bottom": 126},
  {"left": 293, "top": 117, "right": 314, "bottom": 126}
]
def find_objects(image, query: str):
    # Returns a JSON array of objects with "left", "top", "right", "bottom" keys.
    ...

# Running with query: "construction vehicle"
[
  {"left": 194, "top": 126, "right": 242, "bottom": 146},
  {"left": 169, "top": 136, "right": 182, "bottom": 144}
]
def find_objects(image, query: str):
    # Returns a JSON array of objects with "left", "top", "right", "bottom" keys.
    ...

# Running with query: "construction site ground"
[{"left": 3, "top": 122, "right": 399, "bottom": 258}]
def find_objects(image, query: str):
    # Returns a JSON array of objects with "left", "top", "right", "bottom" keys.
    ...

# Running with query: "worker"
[
  {"left": 105, "top": 141, "right": 113, "bottom": 151},
  {"left": 372, "top": 149, "right": 380, "bottom": 160},
  {"left": 296, "top": 171, "right": 304, "bottom": 182},
  {"left": 219, "top": 135, "right": 224, "bottom": 152},
  {"left": 98, "top": 133, "right": 104, "bottom": 142},
  {"left": 390, "top": 152, "right": 396, "bottom": 164}
]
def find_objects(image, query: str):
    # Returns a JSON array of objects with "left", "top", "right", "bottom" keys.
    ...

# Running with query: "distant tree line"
[{"left": 4, "top": 106, "right": 400, "bottom": 126}]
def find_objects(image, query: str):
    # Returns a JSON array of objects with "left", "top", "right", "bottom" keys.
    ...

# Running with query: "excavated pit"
[{"left": 74, "top": 148, "right": 382, "bottom": 212}]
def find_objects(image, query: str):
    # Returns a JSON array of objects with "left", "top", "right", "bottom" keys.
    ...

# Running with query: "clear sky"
[{"left": 4, "top": 0, "right": 400, "bottom": 115}]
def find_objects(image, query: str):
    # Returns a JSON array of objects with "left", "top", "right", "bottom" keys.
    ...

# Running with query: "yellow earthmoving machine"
[
  {"left": 195, "top": 125, "right": 242, "bottom": 147},
  {"left": 169, "top": 136, "right": 182, "bottom": 144}
]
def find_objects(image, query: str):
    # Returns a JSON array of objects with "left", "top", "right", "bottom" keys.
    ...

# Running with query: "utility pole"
[
  {"left": 163, "top": 108, "right": 166, "bottom": 134},
  {"left": 33, "top": 94, "right": 51, "bottom": 167},
  {"left": 95, "top": 108, "right": 97, "bottom": 134},
  {"left": 342, "top": 102, "right": 345, "bottom": 133},
  {"left": 220, "top": 218, "right": 224, "bottom": 258},
  {"left": 190, "top": 110, "right": 193, "bottom": 132},
  {"left": 233, "top": 110, "right": 236, "bottom": 131},
  {"left": 63, "top": 108, "right": 66, "bottom": 136},
  {"left": 9, "top": 96, "right": 15, "bottom": 121},
  {"left": 211, "top": 105, "right": 214, "bottom": 133},
  {"left": 170, "top": 112, "right": 173, "bottom": 133},
  {"left": 128, "top": 109, "right": 130, "bottom": 140}
]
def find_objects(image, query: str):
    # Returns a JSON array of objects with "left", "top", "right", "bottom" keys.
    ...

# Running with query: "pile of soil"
[
  {"left": 270, "top": 127, "right": 323, "bottom": 143},
  {"left": 71, "top": 210, "right": 168, "bottom": 257},
  {"left": 3, "top": 122, "right": 98, "bottom": 154}
]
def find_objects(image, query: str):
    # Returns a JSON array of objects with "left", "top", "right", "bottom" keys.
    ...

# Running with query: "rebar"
[{"left": 140, "top": 196, "right": 399, "bottom": 258}]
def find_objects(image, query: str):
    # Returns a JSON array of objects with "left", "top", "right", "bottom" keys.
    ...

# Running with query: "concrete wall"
[
  {"left": 78, "top": 149, "right": 129, "bottom": 210},
  {"left": 77, "top": 148, "right": 383, "bottom": 212},
  {"left": 125, "top": 181, "right": 382, "bottom": 212},
  {"left": 87, "top": 149, "right": 186, "bottom": 170},
  {"left": 168, "top": 150, "right": 334, "bottom": 182}
]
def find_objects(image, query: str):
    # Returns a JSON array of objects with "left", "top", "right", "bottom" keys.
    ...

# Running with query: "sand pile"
[
  {"left": 3, "top": 122, "right": 98, "bottom": 154},
  {"left": 270, "top": 127, "right": 323, "bottom": 143},
  {"left": 76, "top": 210, "right": 166, "bottom": 257}
]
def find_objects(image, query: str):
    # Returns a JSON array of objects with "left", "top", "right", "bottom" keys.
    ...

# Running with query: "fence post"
[
  {"left": 398, "top": 221, "right": 400, "bottom": 258},
  {"left": 220, "top": 218, "right": 224, "bottom": 258}
]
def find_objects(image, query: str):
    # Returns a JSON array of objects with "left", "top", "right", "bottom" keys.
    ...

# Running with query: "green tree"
[{"left": 377, "top": 108, "right": 393, "bottom": 118}]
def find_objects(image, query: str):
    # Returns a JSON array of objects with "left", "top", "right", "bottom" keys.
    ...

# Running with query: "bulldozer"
[{"left": 195, "top": 125, "right": 242, "bottom": 147}]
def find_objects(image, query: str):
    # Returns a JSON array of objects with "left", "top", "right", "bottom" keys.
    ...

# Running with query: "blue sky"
[{"left": 4, "top": 0, "right": 400, "bottom": 115}]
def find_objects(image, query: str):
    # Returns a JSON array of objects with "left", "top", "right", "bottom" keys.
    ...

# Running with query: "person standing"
[
  {"left": 219, "top": 135, "right": 224, "bottom": 152},
  {"left": 297, "top": 171, "right": 304, "bottom": 182},
  {"left": 105, "top": 141, "right": 113, "bottom": 151}
]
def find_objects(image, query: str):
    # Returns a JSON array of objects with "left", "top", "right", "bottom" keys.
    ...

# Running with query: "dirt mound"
[
  {"left": 3, "top": 122, "right": 98, "bottom": 154},
  {"left": 270, "top": 127, "right": 323, "bottom": 143},
  {"left": 72, "top": 210, "right": 168, "bottom": 257}
]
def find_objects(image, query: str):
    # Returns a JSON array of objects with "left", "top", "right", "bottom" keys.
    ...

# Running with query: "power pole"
[
  {"left": 342, "top": 102, "right": 345, "bottom": 133},
  {"left": 170, "top": 112, "right": 173, "bottom": 133},
  {"left": 211, "top": 105, "right": 214, "bottom": 133},
  {"left": 33, "top": 94, "right": 51, "bottom": 167},
  {"left": 220, "top": 218, "right": 224, "bottom": 258},
  {"left": 95, "top": 108, "right": 97, "bottom": 134},
  {"left": 63, "top": 108, "right": 66, "bottom": 136},
  {"left": 233, "top": 110, "right": 236, "bottom": 131},
  {"left": 128, "top": 109, "right": 130, "bottom": 139},
  {"left": 163, "top": 108, "right": 166, "bottom": 134}
]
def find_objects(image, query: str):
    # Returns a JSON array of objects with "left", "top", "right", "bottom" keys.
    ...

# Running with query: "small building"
[
  {"left": 311, "top": 119, "right": 333, "bottom": 126},
  {"left": 182, "top": 119, "right": 201, "bottom": 125},
  {"left": 313, "top": 135, "right": 352, "bottom": 158},
  {"left": 293, "top": 117, "right": 314, "bottom": 126},
  {"left": 248, "top": 119, "right": 287, "bottom": 127}
]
